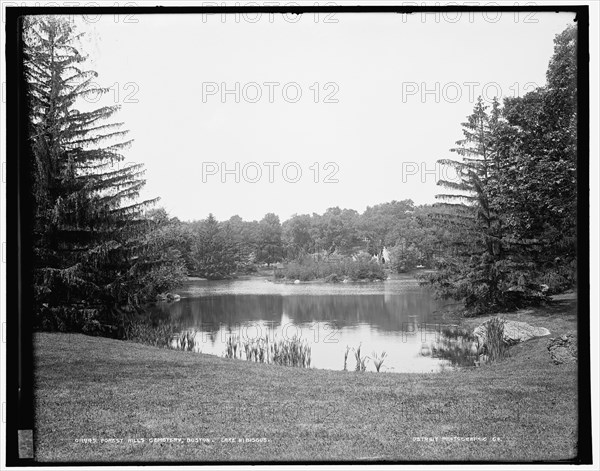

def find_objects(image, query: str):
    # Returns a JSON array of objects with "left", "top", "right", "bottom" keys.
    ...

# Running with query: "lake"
[{"left": 146, "top": 275, "right": 477, "bottom": 373}]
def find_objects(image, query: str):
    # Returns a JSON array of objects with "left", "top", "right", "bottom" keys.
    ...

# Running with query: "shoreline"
[
  {"left": 32, "top": 296, "right": 578, "bottom": 461},
  {"left": 184, "top": 269, "right": 437, "bottom": 285}
]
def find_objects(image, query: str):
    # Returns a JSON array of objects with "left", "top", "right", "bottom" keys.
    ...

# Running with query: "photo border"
[{"left": 2, "top": 3, "right": 593, "bottom": 466}]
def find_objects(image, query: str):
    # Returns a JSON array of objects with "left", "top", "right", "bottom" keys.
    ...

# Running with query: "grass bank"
[{"left": 33, "top": 297, "right": 578, "bottom": 462}]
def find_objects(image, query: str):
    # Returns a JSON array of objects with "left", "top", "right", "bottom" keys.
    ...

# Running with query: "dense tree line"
[
  {"left": 424, "top": 25, "right": 577, "bottom": 314},
  {"left": 157, "top": 201, "right": 452, "bottom": 279}
]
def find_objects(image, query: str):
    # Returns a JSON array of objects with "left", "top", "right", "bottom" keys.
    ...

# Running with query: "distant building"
[{"left": 381, "top": 246, "right": 391, "bottom": 264}]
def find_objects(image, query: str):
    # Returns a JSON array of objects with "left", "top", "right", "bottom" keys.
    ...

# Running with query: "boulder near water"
[{"left": 473, "top": 319, "right": 551, "bottom": 347}]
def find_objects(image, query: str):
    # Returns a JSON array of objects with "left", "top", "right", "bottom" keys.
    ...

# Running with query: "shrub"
[
  {"left": 325, "top": 273, "right": 341, "bottom": 283},
  {"left": 276, "top": 256, "right": 385, "bottom": 282},
  {"left": 35, "top": 305, "right": 120, "bottom": 337}
]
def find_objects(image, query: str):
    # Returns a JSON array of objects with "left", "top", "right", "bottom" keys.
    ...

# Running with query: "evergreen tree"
[
  {"left": 426, "top": 97, "right": 534, "bottom": 314},
  {"left": 256, "top": 213, "right": 283, "bottom": 265},
  {"left": 428, "top": 98, "right": 494, "bottom": 309},
  {"left": 191, "top": 214, "right": 236, "bottom": 279},
  {"left": 24, "top": 16, "right": 183, "bottom": 331},
  {"left": 223, "top": 215, "right": 256, "bottom": 272}
]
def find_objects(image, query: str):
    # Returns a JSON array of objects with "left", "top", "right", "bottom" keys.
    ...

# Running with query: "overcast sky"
[{"left": 73, "top": 10, "right": 575, "bottom": 222}]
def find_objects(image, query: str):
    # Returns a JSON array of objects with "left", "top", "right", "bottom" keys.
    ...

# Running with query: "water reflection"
[{"left": 146, "top": 278, "right": 476, "bottom": 373}]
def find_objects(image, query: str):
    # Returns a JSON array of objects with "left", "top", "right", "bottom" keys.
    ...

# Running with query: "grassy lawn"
[{"left": 33, "top": 296, "right": 578, "bottom": 463}]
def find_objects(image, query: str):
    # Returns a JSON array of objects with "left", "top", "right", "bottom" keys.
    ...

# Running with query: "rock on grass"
[{"left": 547, "top": 333, "right": 577, "bottom": 364}]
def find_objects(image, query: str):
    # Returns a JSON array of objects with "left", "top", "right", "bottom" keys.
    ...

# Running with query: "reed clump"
[
  {"left": 171, "top": 330, "right": 199, "bottom": 351},
  {"left": 224, "top": 333, "right": 311, "bottom": 368},
  {"left": 483, "top": 317, "right": 509, "bottom": 362},
  {"left": 353, "top": 344, "right": 369, "bottom": 372},
  {"left": 343, "top": 345, "right": 387, "bottom": 372},
  {"left": 372, "top": 351, "right": 388, "bottom": 372},
  {"left": 124, "top": 320, "right": 178, "bottom": 348},
  {"left": 343, "top": 346, "right": 350, "bottom": 371}
]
